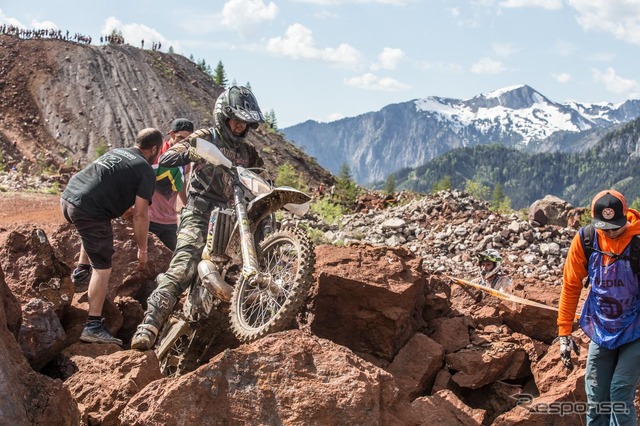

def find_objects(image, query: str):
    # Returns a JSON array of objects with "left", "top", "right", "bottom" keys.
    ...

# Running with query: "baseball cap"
[
  {"left": 170, "top": 118, "right": 194, "bottom": 133},
  {"left": 591, "top": 189, "right": 628, "bottom": 230}
]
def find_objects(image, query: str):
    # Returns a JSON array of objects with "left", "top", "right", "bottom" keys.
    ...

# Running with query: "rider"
[
  {"left": 131, "top": 86, "right": 265, "bottom": 351},
  {"left": 474, "top": 249, "right": 512, "bottom": 291}
]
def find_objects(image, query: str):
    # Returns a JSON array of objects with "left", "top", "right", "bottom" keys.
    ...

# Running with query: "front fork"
[{"left": 232, "top": 184, "right": 266, "bottom": 287}]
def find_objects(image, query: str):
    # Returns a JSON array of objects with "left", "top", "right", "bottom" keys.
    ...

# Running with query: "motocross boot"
[{"left": 131, "top": 289, "right": 177, "bottom": 351}]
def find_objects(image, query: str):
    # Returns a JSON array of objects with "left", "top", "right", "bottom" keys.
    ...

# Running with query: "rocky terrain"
[
  {"left": 0, "top": 30, "right": 632, "bottom": 426},
  {"left": 0, "top": 185, "right": 612, "bottom": 425}
]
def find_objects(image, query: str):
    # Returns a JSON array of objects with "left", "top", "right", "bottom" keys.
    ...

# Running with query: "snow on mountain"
[
  {"left": 281, "top": 84, "right": 640, "bottom": 185},
  {"left": 414, "top": 85, "right": 594, "bottom": 144}
]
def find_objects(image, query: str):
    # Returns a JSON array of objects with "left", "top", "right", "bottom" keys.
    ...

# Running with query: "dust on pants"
[{"left": 154, "top": 208, "right": 209, "bottom": 298}]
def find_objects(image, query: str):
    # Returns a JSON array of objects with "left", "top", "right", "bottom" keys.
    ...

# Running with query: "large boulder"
[
  {"left": 0, "top": 264, "right": 80, "bottom": 425},
  {"left": 63, "top": 348, "right": 163, "bottom": 424},
  {"left": 303, "top": 244, "right": 425, "bottom": 361},
  {"left": 528, "top": 195, "right": 574, "bottom": 227},
  {"left": 120, "top": 330, "right": 415, "bottom": 425}
]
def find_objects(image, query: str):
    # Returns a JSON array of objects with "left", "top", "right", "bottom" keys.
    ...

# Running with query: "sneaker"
[
  {"left": 80, "top": 322, "right": 123, "bottom": 346},
  {"left": 71, "top": 267, "right": 92, "bottom": 289}
]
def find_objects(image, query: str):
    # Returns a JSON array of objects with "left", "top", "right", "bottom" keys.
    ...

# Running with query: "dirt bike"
[{"left": 155, "top": 139, "right": 315, "bottom": 377}]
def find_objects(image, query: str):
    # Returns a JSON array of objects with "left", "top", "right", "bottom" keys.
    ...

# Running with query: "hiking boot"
[
  {"left": 80, "top": 321, "right": 123, "bottom": 346},
  {"left": 131, "top": 324, "right": 158, "bottom": 351},
  {"left": 71, "top": 267, "right": 92, "bottom": 290}
]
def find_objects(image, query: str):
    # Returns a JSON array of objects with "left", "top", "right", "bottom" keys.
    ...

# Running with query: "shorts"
[{"left": 60, "top": 198, "right": 114, "bottom": 269}]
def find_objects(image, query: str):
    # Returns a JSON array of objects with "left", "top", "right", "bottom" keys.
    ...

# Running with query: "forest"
[{"left": 386, "top": 117, "right": 640, "bottom": 209}]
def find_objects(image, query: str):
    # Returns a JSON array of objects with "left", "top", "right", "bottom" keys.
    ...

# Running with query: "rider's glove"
[
  {"left": 557, "top": 335, "right": 580, "bottom": 371},
  {"left": 188, "top": 147, "right": 203, "bottom": 162}
]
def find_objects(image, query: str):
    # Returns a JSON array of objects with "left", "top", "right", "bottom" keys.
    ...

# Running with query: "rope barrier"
[{"left": 444, "top": 274, "right": 580, "bottom": 320}]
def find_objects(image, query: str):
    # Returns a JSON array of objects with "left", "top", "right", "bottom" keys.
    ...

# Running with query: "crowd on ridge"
[
  {"left": 0, "top": 24, "right": 91, "bottom": 44},
  {"left": 1, "top": 24, "right": 164, "bottom": 51}
]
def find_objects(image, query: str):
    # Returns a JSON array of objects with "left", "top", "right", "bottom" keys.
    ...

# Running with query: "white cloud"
[
  {"left": 344, "top": 73, "right": 410, "bottom": 91},
  {"left": 470, "top": 57, "right": 506, "bottom": 74},
  {"left": 449, "top": 7, "right": 461, "bottom": 17},
  {"left": 498, "top": 0, "right": 563, "bottom": 9},
  {"left": 101, "top": 17, "right": 181, "bottom": 52},
  {"left": 492, "top": 42, "right": 520, "bottom": 57},
  {"left": 0, "top": 10, "right": 26, "bottom": 28},
  {"left": 31, "top": 20, "right": 58, "bottom": 30},
  {"left": 266, "top": 23, "right": 362, "bottom": 67},
  {"left": 569, "top": 0, "right": 640, "bottom": 44},
  {"left": 371, "top": 47, "right": 405, "bottom": 70},
  {"left": 592, "top": 67, "right": 640, "bottom": 97},
  {"left": 552, "top": 72, "right": 573, "bottom": 83},
  {"left": 221, "top": 0, "right": 278, "bottom": 32}
]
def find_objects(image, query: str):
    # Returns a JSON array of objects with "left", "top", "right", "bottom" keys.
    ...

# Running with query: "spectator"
[
  {"left": 60, "top": 128, "right": 163, "bottom": 345},
  {"left": 148, "top": 118, "right": 194, "bottom": 251},
  {"left": 557, "top": 189, "right": 640, "bottom": 424}
]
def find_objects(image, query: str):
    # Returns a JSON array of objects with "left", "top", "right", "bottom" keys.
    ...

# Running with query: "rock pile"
[{"left": 305, "top": 189, "right": 581, "bottom": 285}]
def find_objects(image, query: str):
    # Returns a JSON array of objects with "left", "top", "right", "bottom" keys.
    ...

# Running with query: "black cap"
[
  {"left": 170, "top": 118, "right": 194, "bottom": 133},
  {"left": 591, "top": 189, "right": 628, "bottom": 230}
]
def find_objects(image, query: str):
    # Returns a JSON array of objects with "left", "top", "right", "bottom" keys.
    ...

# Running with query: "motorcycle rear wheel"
[{"left": 229, "top": 226, "right": 314, "bottom": 342}]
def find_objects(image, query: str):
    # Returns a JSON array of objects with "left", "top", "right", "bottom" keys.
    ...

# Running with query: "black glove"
[{"left": 557, "top": 335, "right": 580, "bottom": 371}]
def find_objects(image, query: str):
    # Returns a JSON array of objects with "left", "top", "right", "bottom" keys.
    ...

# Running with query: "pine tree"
[
  {"left": 213, "top": 60, "right": 228, "bottom": 88},
  {"left": 492, "top": 182, "right": 506, "bottom": 208},
  {"left": 384, "top": 174, "right": 396, "bottom": 195},
  {"left": 335, "top": 163, "right": 359, "bottom": 207},
  {"left": 265, "top": 109, "right": 278, "bottom": 130}
]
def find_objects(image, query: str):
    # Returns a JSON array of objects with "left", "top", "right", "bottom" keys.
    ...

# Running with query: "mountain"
[
  {"left": 0, "top": 34, "right": 333, "bottom": 186},
  {"left": 382, "top": 117, "right": 640, "bottom": 209},
  {"left": 282, "top": 84, "right": 640, "bottom": 185}
]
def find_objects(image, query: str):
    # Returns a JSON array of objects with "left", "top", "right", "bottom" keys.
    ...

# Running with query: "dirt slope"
[{"left": 0, "top": 34, "right": 332, "bottom": 186}]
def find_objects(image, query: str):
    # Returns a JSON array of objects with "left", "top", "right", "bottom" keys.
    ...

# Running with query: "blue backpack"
[{"left": 579, "top": 224, "right": 640, "bottom": 277}]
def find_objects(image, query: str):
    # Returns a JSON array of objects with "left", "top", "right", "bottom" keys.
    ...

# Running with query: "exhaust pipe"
[{"left": 197, "top": 260, "right": 233, "bottom": 303}]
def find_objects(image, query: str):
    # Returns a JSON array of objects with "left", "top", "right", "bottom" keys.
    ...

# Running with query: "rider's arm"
[{"left": 159, "top": 129, "right": 211, "bottom": 168}]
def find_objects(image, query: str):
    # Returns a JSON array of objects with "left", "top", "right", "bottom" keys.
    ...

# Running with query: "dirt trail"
[{"left": 0, "top": 192, "right": 64, "bottom": 241}]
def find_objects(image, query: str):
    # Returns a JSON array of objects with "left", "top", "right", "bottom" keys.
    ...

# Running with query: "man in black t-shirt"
[{"left": 61, "top": 128, "right": 163, "bottom": 346}]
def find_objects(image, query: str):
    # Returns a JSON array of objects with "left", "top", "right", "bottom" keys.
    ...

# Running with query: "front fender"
[{"left": 247, "top": 187, "right": 310, "bottom": 223}]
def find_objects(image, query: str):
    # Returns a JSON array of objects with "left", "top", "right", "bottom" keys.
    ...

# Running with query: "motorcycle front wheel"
[{"left": 229, "top": 226, "right": 314, "bottom": 342}]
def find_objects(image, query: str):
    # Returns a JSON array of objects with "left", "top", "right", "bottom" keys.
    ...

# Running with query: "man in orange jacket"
[{"left": 557, "top": 189, "right": 640, "bottom": 425}]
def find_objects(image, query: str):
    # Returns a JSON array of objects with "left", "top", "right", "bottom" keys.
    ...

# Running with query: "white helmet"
[{"left": 478, "top": 249, "right": 502, "bottom": 280}]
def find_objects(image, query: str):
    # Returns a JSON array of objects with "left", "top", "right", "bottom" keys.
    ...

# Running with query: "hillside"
[{"left": 0, "top": 34, "right": 333, "bottom": 186}]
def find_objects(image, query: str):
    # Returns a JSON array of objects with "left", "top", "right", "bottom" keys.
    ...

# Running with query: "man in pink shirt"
[{"left": 148, "top": 118, "right": 194, "bottom": 250}]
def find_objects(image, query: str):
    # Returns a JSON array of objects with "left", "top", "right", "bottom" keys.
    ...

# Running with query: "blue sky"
[{"left": 1, "top": 0, "right": 639, "bottom": 128}]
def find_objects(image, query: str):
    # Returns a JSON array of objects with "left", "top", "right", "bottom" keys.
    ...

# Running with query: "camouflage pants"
[{"left": 154, "top": 207, "right": 210, "bottom": 298}]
